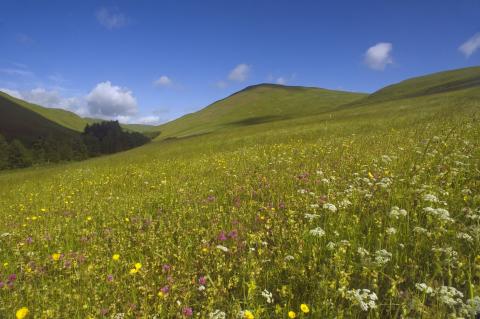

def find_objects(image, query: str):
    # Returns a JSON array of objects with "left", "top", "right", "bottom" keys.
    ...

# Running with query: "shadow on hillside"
[
  {"left": 228, "top": 115, "right": 289, "bottom": 126},
  {"left": 161, "top": 132, "right": 211, "bottom": 142}
]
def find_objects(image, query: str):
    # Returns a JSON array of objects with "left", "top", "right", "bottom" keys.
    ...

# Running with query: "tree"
[
  {"left": 0, "top": 134, "right": 9, "bottom": 170},
  {"left": 8, "top": 139, "right": 32, "bottom": 168}
]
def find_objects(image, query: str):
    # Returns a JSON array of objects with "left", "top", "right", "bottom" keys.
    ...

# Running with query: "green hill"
[
  {"left": 354, "top": 66, "right": 480, "bottom": 105},
  {"left": 156, "top": 84, "right": 366, "bottom": 139},
  {"left": 0, "top": 92, "right": 158, "bottom": 133},
  {"left": 0, "top": 92, "right": 81, "bottom": 145}
]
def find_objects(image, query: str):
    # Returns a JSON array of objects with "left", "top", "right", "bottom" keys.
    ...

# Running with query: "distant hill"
[
  {"left": 156, "top": 84, "right": 366, "bottom": 139},
  {"left": 156, "top": 66, "right": 480, "bottom": 140},
  {"left": 0, "top": 92, "right": 80, "bottom": 145},
  {"left": 355, "top": 66, "right": 480, "bottom": 105},
  {"left": 0, "top": 92, "right": 158, "bottom": 134},
  {"left": 0, "top": 92, "right": 153, "bottom": 168}
]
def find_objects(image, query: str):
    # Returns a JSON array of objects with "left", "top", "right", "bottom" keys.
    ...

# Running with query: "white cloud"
[
  {"left": 154, "top": 75, "right": 172, "bottom": 87},
  {"left": 96, "top": 7, "right": 128, "bottom": 29},
  {"left": 459, "top": 33, "right": 480, "bottom": 58},
  {"left": 86, "top": 81, "right": 138, "bottom": 117},
  {"left": 228, "top": 64, "right": 250, "bottom": 82},
  {"left": 364, "top": 42, "right": 393, "bottom": 71},
  {"left": 0, "top": 88, "right": 22, "bottom": 99},
  {"left": 276, "top": 77, "right": 287, "bottom": 85}
]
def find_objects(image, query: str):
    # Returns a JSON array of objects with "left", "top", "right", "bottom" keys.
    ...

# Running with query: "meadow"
[{"left": 0, "top": 84, "right": 480, "bottom": 318}]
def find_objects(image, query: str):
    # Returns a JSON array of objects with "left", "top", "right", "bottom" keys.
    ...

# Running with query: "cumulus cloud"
[
  {"left": 228, "top": 64, "right": 250, "bottom": 82},
  {"left": 364, "top": 42, "right": 393, "bottom": 70},
  {"left": 86, "top": 81, "right": 138, "bottom": 117},
  {"left": 96, "top": 7, "right": 128, "bottom": 29},
  {"left": 459, "top": 33, "right": 480, "bottom": 58},
  {"left": 154, "top": 75, "right": 172, "bottom": 87}
]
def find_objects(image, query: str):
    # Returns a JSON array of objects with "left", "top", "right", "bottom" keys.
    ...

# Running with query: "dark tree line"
[{"left": 0, "top": 121, "right": 151, "bottom": 170}]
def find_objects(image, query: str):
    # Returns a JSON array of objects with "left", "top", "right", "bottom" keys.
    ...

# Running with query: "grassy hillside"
[
  {"left": 355, "top": 66, "right": 480, "bottom": 105},
  {"left": 0, "top": 93, "right": 80, "bottom": 144},
  {"left": 0, "top": 68, "right": 479, "bottom": 318},
  {"left": 0, "top": 92, "right": 158, "bottom": 133},
  {"left": 156, "top": 84, "right": 366, "bottom": 138}
]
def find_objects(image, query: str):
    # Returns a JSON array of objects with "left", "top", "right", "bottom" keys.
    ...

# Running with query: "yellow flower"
[
  {"left": 51, "top": 253, "right": 61, "bottom": 261},
  {"left": 112, "top": 254, "right": 120, "bottom": 261},
  {"left": 244, "top": 310, "right": 254, "bottom": 319},
  {"left": 300, "top": 304, "right": 310, "bottom": 313},
  {"left": 288, "top": 311, "right": 296, "bottom": 318},
  {"left": 134, "top": 263, "right": 142, "bottom": 270},
  {"left": 129, "top": 268, "right": 138, "bottom": 274},
  {"left": 16, "top": 307, "right": 29, "bottom": 319}
]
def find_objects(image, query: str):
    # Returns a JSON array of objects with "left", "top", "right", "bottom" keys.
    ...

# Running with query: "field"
[{"left": 1, "top": 73, "right": 480, "bottom": 318}]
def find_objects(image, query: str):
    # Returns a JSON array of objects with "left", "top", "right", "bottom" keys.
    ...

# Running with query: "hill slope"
[
  {"left": 355, "top": 66, "right": 480, "bottom": 105},
  {"left": 0, "top": 92, "right": 158, "bottom": 133},
  {"left": 156, "top": 85, "right": 366, "bottom": 138},
  {"left": 0, "top": 92, "right": 81, "bottom": 145}
]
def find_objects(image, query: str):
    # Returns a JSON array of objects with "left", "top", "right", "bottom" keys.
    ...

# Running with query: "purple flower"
[
  {"left": 25, "top": 237, "right": 33, "bottom": 244},
  {"left": 8, "top": 274, "right": 17, "bottom": 282},
  {"left": 218, "top": 231, "right": 227, "bottom": 241},
  {"left": 228, "top": 229, "right": 238, "bottom": 239},
  {"left": 182, "top": 307, "right": 193, "bottom": 317},
  {"left": 162, "top": 264, "right": 171, "bottom": 272},
  {"left": 160, "top": 285, "right": 170, "bottom": 294},
  {"left": 198, "top": 276, "right": 207, "bottom": 286},
  {"left": 107, "top": 274, "right": 114, "bottom": 282}
]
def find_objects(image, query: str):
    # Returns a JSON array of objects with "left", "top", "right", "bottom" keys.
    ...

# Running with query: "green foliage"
[
  {"left": 82, "top": 121, "right": 151, "bottom": 156},
  {"left": 8, "top": 139, "right": 32, "bottom": 168},
  {"left": 0, "top": 134, "right": 9, "bottom": 169}
]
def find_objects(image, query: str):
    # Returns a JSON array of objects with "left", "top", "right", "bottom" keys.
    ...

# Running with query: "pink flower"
[
  {"left": 198, "top": 276, "right": 207, "bottom": 285},
  {"left": 182, "top": 307, "right": 193, "bottom": 317},
  {"left": 218, "top": 231, "right": 227, "bottom": 241}
]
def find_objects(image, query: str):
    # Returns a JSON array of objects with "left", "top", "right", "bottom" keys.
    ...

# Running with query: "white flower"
[
  {"left": 304, "top": 213, "right": 321, "bottom": 221},
  {"left": 386, "top": 227, "right": 397, "bottom": 235},
  {"left": 424, "top": 207, "right": 454, "bottom": 223},
  {"left": 374, "top": 249, "right": 392, "bottom": 266},
  {"left": 357, "top": 247, "right": 369, "bottom": 258},
  {"left": 423, "top": 194, "right": 439, "bottom": 203},
  {"left": 457, "top": 232, "right": 473, "bottom": 242},
  {"left": 323, "top": 203, "right": 337, "bottom": 213},
  {"left": 326, "top": 241, "right": 336, "bottom": 250},
  {"left": 261, "top": 289, "right": 274, "bottom": 304},
  {"left": 415, "top": 283, "right": 434, "bottom": 295},
  {"left": 284, "top": 255, "right": 295, "bottom": 261},
  {"left": 209, "top": 310, "right": 226, "bottom": 319},
  {"left": 346, "top": 288, "right": 378, "bottom": 311},
  {"left": 436, "top": 286, "right": 464, "bottom": 307},
  {"left": 338, "top": 199, "right": 352, "bottom": 208},
  {"left": 388, "top": 206, "right": 407, "bottom": 219},
  {"left": 309, "top": 227, "right": 326, "bottom": 237},
  {"left": 216, "top": 245, "right": 229, "bottom": 252}
]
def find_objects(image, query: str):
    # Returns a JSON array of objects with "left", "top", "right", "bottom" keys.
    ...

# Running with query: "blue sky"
[{"left": 0, "top": 0, "right": 479, "bottom": 124}]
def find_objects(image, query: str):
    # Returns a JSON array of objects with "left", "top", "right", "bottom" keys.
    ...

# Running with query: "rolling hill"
[
  {"left": 156, "top": 66, "right": 480, "bottom": 141},
  {"left": 155, "top": 85, "right": 366, "bottom": 139},
  {"left": 0, "top": 92, "right": 81, "bottom": 145},
  {"left": 0, "top": 91, "right": 158, "bottom": 133}
]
